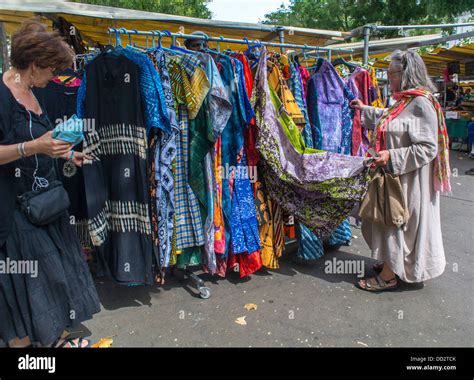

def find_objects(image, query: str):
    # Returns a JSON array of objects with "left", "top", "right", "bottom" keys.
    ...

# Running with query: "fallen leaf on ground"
[
  {"left": 92, "top": 337, "right": 114, "bottom": 348},
  {"left": 244, "top": 303, "right": 258, "bottom": 311},
  {"left": 235, "top": 316, "right": 247, "bottom": 326}
]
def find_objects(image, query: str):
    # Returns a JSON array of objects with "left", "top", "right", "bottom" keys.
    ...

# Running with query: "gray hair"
[{"left": 390, "top": 49, "right": 438, "bottom": 93}]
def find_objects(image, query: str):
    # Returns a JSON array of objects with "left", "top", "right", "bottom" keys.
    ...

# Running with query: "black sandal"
[
  {"left": 357, "top": 275, "right": 399, "bottom": 292},
  {"left": 52, "top": 337, "right": 90, "bottom": 348}
]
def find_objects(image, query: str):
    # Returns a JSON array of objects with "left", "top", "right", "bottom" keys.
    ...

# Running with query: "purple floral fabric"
[{"left": 251, "top": 49, "right": 370, "bottom": 237}]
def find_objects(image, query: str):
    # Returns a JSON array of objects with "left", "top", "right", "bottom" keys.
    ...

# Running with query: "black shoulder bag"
[{"left": 16, "top": 110, "right": 70, "bottom": 226}]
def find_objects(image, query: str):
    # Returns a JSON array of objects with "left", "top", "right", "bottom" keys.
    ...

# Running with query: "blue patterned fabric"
[
  {"left": 295, "top": 223, "right": 324, "bottom": 260},
  {"left": 288, "top": 61, "right": 313, "bottom": 148},
  {"left": 328, "top": 218, "right": 352, "bottom": 246},
  {"left": 307, "top": 58, "right": 355, "bottom": 153},
  {"left": 216, "top": 55, "right": 247, "bottom": 255},
  {"left": 288, "top": 61, "right": 326, "bottom": 260},
  {"left": 119, "top": 47, "right": 170, "bottom": 134},
  {"left": 341, "top": 85, "right": 356, "bottom": 155},
  {"left": 153, "top": 51, "right": 179, "bottom": 269},
  {"left": 76, "top": 70, "right": 87, "bottom": 119},
  {"left": 234, "top": 59, "right": 255, "bottom": 125},
  {"left": 174, "top": 105, "right": 205, "bottom": 249},
  {"left": 230, "top": 152, "right": 261, "bottom": 254}
]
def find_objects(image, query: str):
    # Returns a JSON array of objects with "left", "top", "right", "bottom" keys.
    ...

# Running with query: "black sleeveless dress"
[{"left": 0, "top": 77, "right": 100, "bottom": 346}]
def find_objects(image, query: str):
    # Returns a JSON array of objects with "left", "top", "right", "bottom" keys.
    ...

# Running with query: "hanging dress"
[{"left": 78, "top": 53, "right": 154, "bottom": 285}]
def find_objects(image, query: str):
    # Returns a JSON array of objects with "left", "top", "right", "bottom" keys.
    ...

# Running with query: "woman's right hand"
[
  {"left": 350, "top": 99, "right": 364, "bottom": 110},
  {"left": 32, "top": 131, "right": 73, "bottom": 158}
]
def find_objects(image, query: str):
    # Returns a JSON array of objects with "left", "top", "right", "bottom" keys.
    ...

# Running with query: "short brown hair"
[{"left": 10, "top": 18, "right": 74, "bottom": 70}]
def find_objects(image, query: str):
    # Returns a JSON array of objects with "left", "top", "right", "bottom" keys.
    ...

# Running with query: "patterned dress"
[
  {"left": 252, "top": 49, "right": 370, "bottom": 239},
  {"left": 78, "top": 53, "right": 155, "bottom": 285}
]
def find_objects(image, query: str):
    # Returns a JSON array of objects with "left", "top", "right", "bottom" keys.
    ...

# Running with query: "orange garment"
[
  {"left": 213, "top": 137, "right": 226, "bottom": 254},
  {"left": 267, "top": 60, "right": 305, "bottom": 125}
]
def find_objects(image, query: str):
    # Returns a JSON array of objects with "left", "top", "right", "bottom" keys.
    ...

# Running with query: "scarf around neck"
[{"left": 372, "top": 88, "right": 451, "bottom": 193}]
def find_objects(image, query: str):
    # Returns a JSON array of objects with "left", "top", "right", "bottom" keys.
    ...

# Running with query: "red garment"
[
  {"left": 237, "top": 250, "right": 263, "bottom": 278},
  {"left": 351, "top": 68, "right": 378, "bottom": 156},
  {"left": 299, "top": 66, "right": 311, "bottom": 99},
  {"left": 376, "top": 89, "right": 451, "bottom": 193},
  {"left": 234, "top": 53, "right": 253, "bottom": 97},
  {"left": 234, "top": 53, "right": 260, "bottom": 167},
  {"left": 283, "top": 214, "right": 296, "bottom": 239}
]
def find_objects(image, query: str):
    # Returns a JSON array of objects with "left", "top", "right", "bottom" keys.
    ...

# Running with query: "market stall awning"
[
  {"left": 371, "top": 43, "right": 474, "bottom": 79},
  {"left": 303, "top": 31, "right": 474, "bottom": 78},
  {"left": 0, "top": 1, "right": 351, "bottom": 51}
]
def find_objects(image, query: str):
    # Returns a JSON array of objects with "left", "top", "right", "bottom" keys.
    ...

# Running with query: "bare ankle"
[{"left": 9, "top": 336, "right": 31, "bottom": 348}]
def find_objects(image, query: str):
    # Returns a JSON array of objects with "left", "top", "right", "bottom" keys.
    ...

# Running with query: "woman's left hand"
[
  {"left": 373, "top": 150, "right": 390, "bottom": 167},
  {"left": 62, "top": 150, "right": 92, "bottom": 167}
]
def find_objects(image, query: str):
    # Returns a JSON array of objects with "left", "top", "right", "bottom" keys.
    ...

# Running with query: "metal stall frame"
[
  {"left": 360, "top": 22, "right": 474, "bottom": 65},
  {"left": 108, "top": 27, "right": 354, "bottom": 57}
]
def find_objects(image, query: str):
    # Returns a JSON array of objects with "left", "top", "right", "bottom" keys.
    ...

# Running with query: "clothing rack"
[
  {"left": 108, "top": 27, "right": 355, "bottom": 60},
  {"left": 104, "top": 26, "right": 351, "bottom": 299}
]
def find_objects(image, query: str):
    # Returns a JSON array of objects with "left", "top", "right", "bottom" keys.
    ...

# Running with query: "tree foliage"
[
  {"left": 72, "top": 0, "right": 212, "bottom": 19},
  {"left": 263, "top": 0, "right": 473, "bottom": 37}
]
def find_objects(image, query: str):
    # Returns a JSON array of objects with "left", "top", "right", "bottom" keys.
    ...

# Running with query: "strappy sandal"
[
  {"left": 357, "top": 275, "right": 399, "bottom": 292},
  {"left": 52, "top": 336, "right": 91, "bottom": 348},
  {"left": 373, "top": 262, "right": 384, "bottom": 273}
]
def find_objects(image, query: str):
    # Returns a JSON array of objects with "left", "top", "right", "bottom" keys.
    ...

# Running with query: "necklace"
[{"left": 62, "top": 160, "right": 77, "bottom": 178}]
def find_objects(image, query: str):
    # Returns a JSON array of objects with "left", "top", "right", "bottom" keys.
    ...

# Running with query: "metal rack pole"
[
  {"left": 362, "top": 26, "right": 371, "bottom": 65},
  {"left": 361, "top": 22, "right": 474, "bottom": 65},
  {"left": 373, "top": 22, "right": 474, "bottom": 31},
  {"left": 277, "top": 27, "right": 286, "bottom": 53},
  {"left": 107, "top": 28, "right": 353, "bottom": 55}
]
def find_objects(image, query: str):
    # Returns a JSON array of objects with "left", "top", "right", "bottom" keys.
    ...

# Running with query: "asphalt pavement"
[{"left": 80, "top": 151, "right": 474, "bottom": 347}]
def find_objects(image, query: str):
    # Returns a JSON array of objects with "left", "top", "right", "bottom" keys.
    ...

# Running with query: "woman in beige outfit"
[{"left": 351, "top": 50, "right": 448, "bottom": 291}]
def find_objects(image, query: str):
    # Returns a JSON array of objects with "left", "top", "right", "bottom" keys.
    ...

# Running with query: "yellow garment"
[
  {"left": 253, "top": 180, "right": 281, "bottom": 269},
  {"left": 167, "top": 58, "right": 210, "bottom": 119},
  {"left": 259, "top": 220, "right": 278, "bottom": 269},
  {"left": 258, "top": 203, "right": 276, "bottom": 269},
  {"left": 368, "top": 66, "right": 384, "bottom": 108},
  {"left": 267, "top": 61, "right": 305, "bottom": 125}
]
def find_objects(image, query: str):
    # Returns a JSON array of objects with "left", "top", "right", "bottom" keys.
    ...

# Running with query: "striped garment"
[
  {"left": 328, "top": 219, "right": 352, "bottom": 246},
  {"left": 296, "top": 223, "right": 324, "bottom": 261},
  {"left": 173, "top": 105, "right": 205, "bottom": 249}
]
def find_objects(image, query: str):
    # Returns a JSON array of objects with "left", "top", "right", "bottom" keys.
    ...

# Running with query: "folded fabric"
[{"left": 52, "top": 114, "right": 84, "bottom": 146}]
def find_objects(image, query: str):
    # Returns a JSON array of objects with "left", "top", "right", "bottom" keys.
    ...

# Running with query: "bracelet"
[{"left": 17, "top": 142, "right": 27, "bottom": 158}]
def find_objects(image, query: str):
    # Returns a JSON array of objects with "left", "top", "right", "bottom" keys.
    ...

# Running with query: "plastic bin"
[{"left": 446, "top": 118, "right": 469, "bottom": 139}]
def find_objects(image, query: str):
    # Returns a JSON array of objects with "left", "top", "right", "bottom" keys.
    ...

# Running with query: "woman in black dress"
[{"left": 0, "top": 19, "right": 100, "bottom": 348}]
